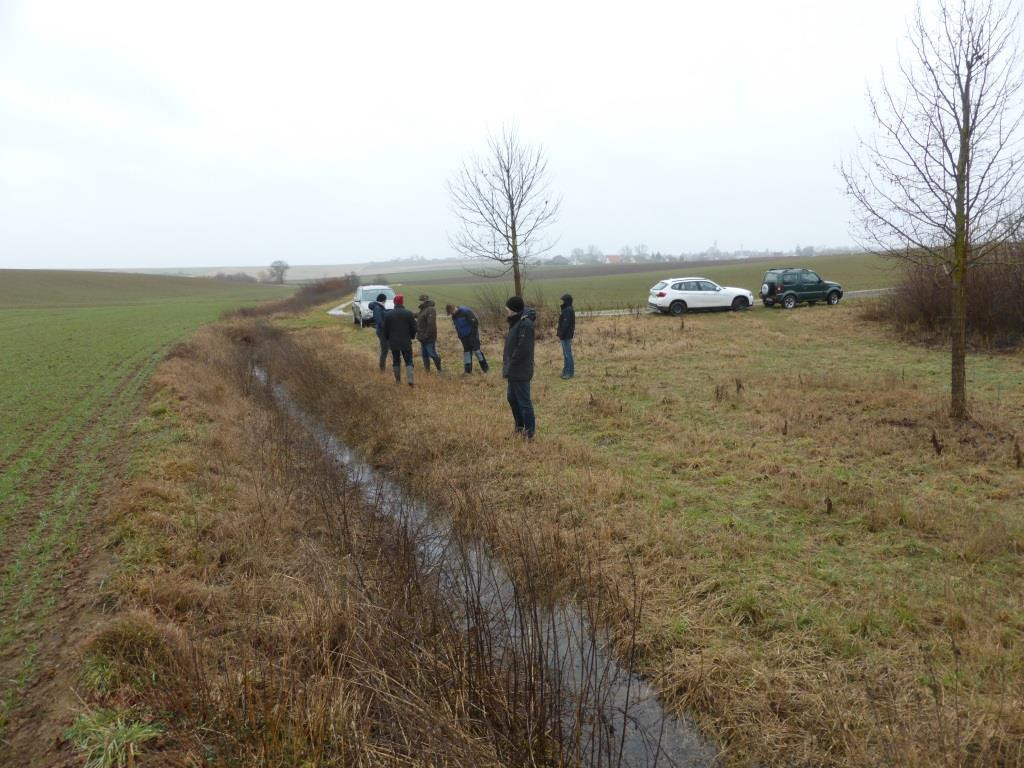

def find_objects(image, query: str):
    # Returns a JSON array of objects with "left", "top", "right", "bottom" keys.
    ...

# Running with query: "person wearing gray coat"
[{"left": 416, "top": 294, "right": 442, "bottom": 372}]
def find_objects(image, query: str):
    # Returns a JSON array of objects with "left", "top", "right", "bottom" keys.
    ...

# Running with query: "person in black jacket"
[
  {"left": 502, "top": 296, "right": 536, "bottom": 438},
  {"left": 367, "top": 293, "right": 390, "bottom": 372},
  {"left": 383, "top": 294, "right": 418, "bottom": 386},
  {"left": 556, "top": 293, "right": 575, "bottom": 379}
]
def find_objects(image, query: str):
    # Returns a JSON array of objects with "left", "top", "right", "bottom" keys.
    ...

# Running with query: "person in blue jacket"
[
  {"left": 367, "top": 293, "right": 390, "bottom": 371},
  {"left": 445, "top": 303, "right": 489, "bottom": 374}
]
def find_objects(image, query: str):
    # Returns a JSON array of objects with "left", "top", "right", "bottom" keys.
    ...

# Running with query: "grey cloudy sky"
[{"left": 0, "top": 0, "right": 924, "bottom": 269}]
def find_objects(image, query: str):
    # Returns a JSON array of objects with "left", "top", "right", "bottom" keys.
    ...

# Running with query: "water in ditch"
[{"left": 255, "top": 366, "right": 716, "bottom": 768}]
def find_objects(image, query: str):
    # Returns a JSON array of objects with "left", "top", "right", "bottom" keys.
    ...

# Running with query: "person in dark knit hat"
[
  {"left": 383, "top": 294, "right": 417, "bottom": 386},
  {"left": 367, "top": 292, "right": 390, "bottom": 372},
  {"left": 501, "top": 295, "right": 536, "bottom": 438},
  {"left": 556, "top": 293, "right": 575, "bottom": 379}
]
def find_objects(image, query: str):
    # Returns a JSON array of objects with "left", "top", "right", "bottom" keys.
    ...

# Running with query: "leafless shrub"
[
  {"left": 231, "top": 275, "right": 358, "bottom": 318},
  {"left": 865, "top": 258, "right": 1024, "bottom": 348}
]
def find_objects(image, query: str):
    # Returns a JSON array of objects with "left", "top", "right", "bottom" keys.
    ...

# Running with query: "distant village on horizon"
[{"left": 105, "top": 243, "right": 862, "bottom": 282}]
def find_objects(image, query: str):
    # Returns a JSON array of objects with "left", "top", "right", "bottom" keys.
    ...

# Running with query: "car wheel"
[
  {"left": 669, "top": 300, "right": 687, "bottom": 316},
  {"left": 731, "top": 296, "right": 748, "bottom": 311},
  {"left": 782, "top": 294, "right": 797, "bottom": 310},
  {"left": 827, "top": 291, "right": 841, "bottom": 305}
]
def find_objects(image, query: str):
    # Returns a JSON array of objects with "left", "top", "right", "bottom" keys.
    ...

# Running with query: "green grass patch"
[
  {"left": 0, "top": 270, "right": 288, "bottom": 740},
  {"left": 389, "top": 252, "right": 898, "bottom": 310}
]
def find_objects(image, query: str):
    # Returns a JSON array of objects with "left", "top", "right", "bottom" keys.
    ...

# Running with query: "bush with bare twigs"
[{"left": 864, "top": 255, "right": 1024, "bottom": 348}]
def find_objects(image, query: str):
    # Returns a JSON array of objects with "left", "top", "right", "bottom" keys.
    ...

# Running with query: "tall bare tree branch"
[
  {"left": 447, "top": 126, "right": 562, "bottom": 296},
  {"left": 841, "top": 0, "right": 1024, "bottom": 419}
]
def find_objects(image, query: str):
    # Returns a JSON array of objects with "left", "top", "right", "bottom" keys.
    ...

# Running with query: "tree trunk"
[
  {"left": 950, "top": 67, "right": 972, "bottom": 421},
  {"left": 510, "top": 234, "right": 523, "bottom": 297},
  {"left": 950, "top": 262, "right": 969, "bottom": 419}
]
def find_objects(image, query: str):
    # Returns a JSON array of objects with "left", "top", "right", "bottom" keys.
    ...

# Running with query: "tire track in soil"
[
  {"left": 0, "top": 353, "right": 156, "bottom": 757},
  {"left": 0, "top": 354, "right": 148, "bottom": 551}
]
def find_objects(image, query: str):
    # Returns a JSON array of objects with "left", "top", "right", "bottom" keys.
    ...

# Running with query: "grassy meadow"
[
  {"left": 3, "top": 262, "right": 1019, "bottom": 766},
  {"left": 384, "top": 252, "right": 899, "bottom": 310},
  {"left": 0, "top": 270, "right": 290, "bottom": 750},
  {"left": 278, "top": 298, "right": 1023, "bottom": 766}
]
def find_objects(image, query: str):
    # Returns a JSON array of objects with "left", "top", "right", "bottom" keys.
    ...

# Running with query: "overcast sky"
[{"left": 0, "top": 0, "right": 929, "bottom": 269}]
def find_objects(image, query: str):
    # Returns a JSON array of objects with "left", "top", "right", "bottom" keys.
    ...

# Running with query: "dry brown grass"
[
  {"left": 77, "top": 322, "right": 622, "bottom": 766},
  {"left": 272, "top": 304, "right": 1024, "bottom": 767}
]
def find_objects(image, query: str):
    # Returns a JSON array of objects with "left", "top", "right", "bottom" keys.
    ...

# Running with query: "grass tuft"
[{"left": 64, "top": 708, "right": 161, "bottom": 768}]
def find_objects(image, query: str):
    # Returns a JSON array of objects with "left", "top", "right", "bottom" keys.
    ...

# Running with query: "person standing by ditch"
[
  {"left": 416, "top": 294, "right": 442, "bottom": 372},
  {"left": 384, "top": 294, "right": 417, "bottom": 386},
  {"left": 502, "top": 296, "right": 536, "bottom": 439},
  {"left": 445, "top": 303, "right": 489, "bottom": 374},
  {"left": 368, "top": 292, "right": 390, "bottom": 372},
  {"left": 556, "top": 293, "right": 575, "bottom": 379}
]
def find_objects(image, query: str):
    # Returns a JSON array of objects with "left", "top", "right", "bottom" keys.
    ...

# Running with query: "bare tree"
[
  {"left": 842, "top": 0, "right": 1024, "bottom": 419},
  {"left": 448, "top": 126, "right": 561, "bottom": 296},
  {"left": 266, "top": 260, "right": 289, "bottom": 284}
]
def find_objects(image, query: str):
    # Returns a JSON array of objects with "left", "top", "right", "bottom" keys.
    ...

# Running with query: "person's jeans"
[
  {"left": 391, "top": 346, "right": 414, "bottom": 384},
  {"left": 420, "top": 341, "right": 442, "bottom": 371},
  {"left": 462, "top": 348, "right": 489, "bottom": 373},
  {"left": 376, "top": 333, "right": 388, "bottom": 371},
  {"left": 560, "top": 338, "right": 574, "bottom": 378},
  {"left": 506, "top": 379, "right": 535, "bottom": 438}
]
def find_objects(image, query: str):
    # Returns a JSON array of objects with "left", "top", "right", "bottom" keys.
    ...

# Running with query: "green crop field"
[
  {"left": 385, "top": 252, "right": 899, "bottom": 310},
  {"left": 0, "top": 270, "right": 290, "bottom": 737}
]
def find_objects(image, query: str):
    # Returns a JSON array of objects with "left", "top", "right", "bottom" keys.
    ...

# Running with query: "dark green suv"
[{"left": 759, "top": 267, "right": 843, "bottom": 309}]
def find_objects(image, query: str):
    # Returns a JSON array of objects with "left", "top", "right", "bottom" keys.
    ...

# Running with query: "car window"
[
  {"left": 699, "top": 281, "right": 718, "bottom": 291},
  {"left": 763, "top": 271, "right": 779, "bottom": 282},
  {"left": 682, "top": 280, "right": 701, "bottom": 291},
  {"left": 362, "top": 288, "right": 394, "bottom": 301},
  {"left": 652, "top": 281, "right": 667, "bottom": 290},
  {"left": 782, "top": 272, "right": 797, "bottom": 285},
  {"left": 802, "top": 270, "right": 821, "bottom": 283},
  {"left": 671, "top": 282, "right": 685, "bottom": 291}
]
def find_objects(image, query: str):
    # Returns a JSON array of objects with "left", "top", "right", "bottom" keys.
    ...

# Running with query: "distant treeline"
[{"left": 209, "top": 272, "right": 258, "bottom": 283}]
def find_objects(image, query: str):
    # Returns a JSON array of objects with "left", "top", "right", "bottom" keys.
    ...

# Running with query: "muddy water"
[{"left": 255, "top": 367, "right": 716, "bottom": 768}]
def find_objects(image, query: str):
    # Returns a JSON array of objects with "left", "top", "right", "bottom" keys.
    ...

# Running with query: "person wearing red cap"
[{"left": 383, "top": 294, "right": 418, "bottom": 386}]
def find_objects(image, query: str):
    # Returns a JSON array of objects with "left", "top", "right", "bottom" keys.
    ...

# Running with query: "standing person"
[
  {"left": 368, "top": 292, "right": 390, "bottom": 372},
  {"left": 383, "top": 294, "right": 417, "bottom": 386},
  {"left": 445, "top": 303, "right": 490, "bottom": 374},
  {"left": 416, "top": 294, "right": 442, "bottom": 372},
  {"left": 502, "top": 296, "right": 536, "bottom": 439},
  {"left": 556, "top": 293, "right": 575, "bottom": 379}
]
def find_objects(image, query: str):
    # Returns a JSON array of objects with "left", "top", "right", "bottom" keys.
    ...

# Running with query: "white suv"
[
  {"left": 352, "top": 285, "right": 395, "bottom": 327},
  {"left": 648, "top": 278, "right": 754, "bottom": 315}
]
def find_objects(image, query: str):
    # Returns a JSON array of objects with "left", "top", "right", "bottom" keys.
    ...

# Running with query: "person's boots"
[
  {"left": 393, "top": 365, "right": 401, "bottom": 384},
  {"left": 434, "top": 357, "right": 442, "bottom": 373},
  {"left": 464, "top": 362, "right": 472, "bottom": 375},
  {"left": 406, "top": 364, "right": 414, "bottom": 386},
  {"left": 479, "top": 355, "right": 490, "bottom": 373}
]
